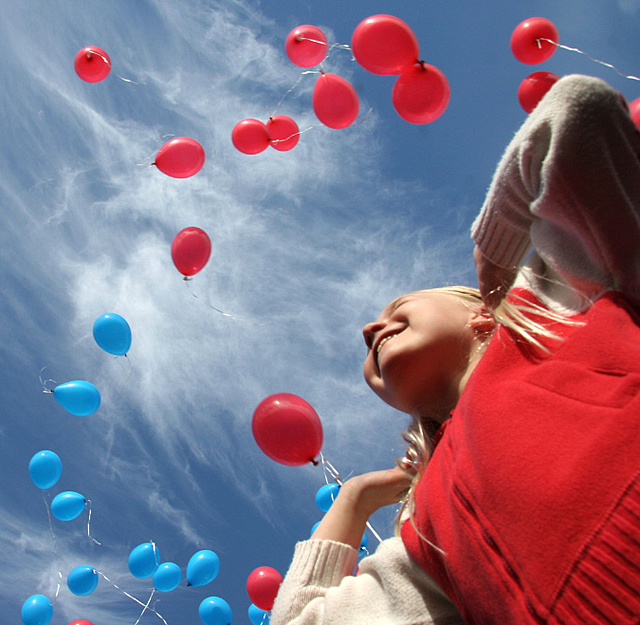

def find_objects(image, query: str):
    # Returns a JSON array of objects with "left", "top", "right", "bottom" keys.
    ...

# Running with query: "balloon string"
[
  {"left": 184, "top": 280, "right": 268, "bottom": 326},
  {"left": 41, "top": 490, "right": 63, "bottom": 603},
  {"left": 98, "top": 572, "right": 169, "bottom": 625},
  {"left": 86, "top": 499, "right": 102, "bottom": 546},
  {"left": 318, "top": 453, "right": 383, "bottom": 545},
  {"left": 86, "top": 49, "right": 138, "bottom": 84},
  {"left": 537, "top": 38, "right": 640, "bottom": 82},
  {"left": 270, "top": 125, "right": 321, "bottom": 146},
  {"left": 39, "top": 366, "right": 57, "bottom": 393}
]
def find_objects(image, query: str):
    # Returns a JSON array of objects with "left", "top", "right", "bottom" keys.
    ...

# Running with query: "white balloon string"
[
  {"left": 39, "top": 366, "right": 56, "bottom": 393},
  {"left": 98, "top": 572, "right": 169, "bottom": 625},
  {"left": 269, "top": 125, "right": 321, "bottom": 146},
  {"left": 318, "top": 453, "right": 383, "bottom": 545},
  {"left": 41, "top": 490, "right": 63, "bottom": 602},
  {"left": 84, "top": 49, "right": 138, "bottom": 84},
  {"left": 85, "top": 499, "right": 102, "bottom": 546},
  {"left": 184, "top": 279, "right": 268, "bottom": 326},
  {"left": 537, "top": 38, "right": 640, "bottom": 82}
]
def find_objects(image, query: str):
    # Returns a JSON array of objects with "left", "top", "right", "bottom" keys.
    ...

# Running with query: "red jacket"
[{"left": 402, "top": 291, "right": 640, "bottom": 624}]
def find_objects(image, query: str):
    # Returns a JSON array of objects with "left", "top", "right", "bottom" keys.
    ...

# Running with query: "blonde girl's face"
[{"left": 362, "top": 292, "right": 478, "bottom": 418}]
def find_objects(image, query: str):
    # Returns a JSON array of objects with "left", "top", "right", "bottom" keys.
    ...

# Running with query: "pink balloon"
[
  {"left": 246, "top": 567, "right": 283, "bottom": 611},
  {"left": 232, "top": 119, "right": 270, "bottom": 155},
  {"left": 510, "top": 17, "right": 559, "bottom": 64},
  {"left": 252, "top": 393, "right": 323, "bottom": 466},
  {"left": 630, "top": 97, "right": 640, "bottom": 132},
  {"left": 74, "top": 46, "right": 111, "bottom": 83},
  {"left": 267, "top": 115, "right": 300, "bottom": 151},
  {"left": 171, "top": 227, "right": 212, "bottom": 277},
  {"left": 154, "top": 137, "right": 205, "bottom": 178},
  {"left": 392, "top": 62, "right": 450, "bottom": 124},
  {"left": 517, "top": 71, "right": 559, "bottom": 113},
  {"left": 285, "top": 25, "right": 328, "bottom": 68},
  {"left": 312, "top": 73, "right": 359, "bottom": 129},
  {"left": 351, "top": 14, "right": 419, "bottom": 76},
  {"left": 69, "top": 621, "right": 94, "bottom": 625}
]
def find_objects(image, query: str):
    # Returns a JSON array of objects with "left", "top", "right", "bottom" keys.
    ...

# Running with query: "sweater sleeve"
[
  {"left": 269, "top": 537, "right": 464, "bottom": 625},
  {"left": 471, "top": 74, "right": 640, "bottom": 301}
]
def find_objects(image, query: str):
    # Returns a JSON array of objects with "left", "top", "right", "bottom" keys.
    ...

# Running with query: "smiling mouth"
[{"left": 374, "top": 333, "right": 399, "bottom": 372}]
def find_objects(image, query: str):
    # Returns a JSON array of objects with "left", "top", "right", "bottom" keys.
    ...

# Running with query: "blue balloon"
[
  {"left": 153, "top": 562, "right": 182, "bottom": 592},
  {"left": 199, "top": 596, "right": 233, "bottom": 625},
  {"left": 187, "top": 549, "right": 220, "bottom": 587},
  {"left": 93, "top": 313, "right": 132, "bottom": 356},
  {"left": 28, "top": 450, "right": 62, "bottom": 490},
  {"left": 315, "top": 483, "right": 340, "bottom": 512},
  {"left": 21, "top": 594, "right": 52, "bottom": 625},
  {"left": 53, "top": 381, "right": 101, "bottom": 417},
  {"left": 310, "top": 521, "right": 320, "bottom": 537},
  {"left": 249, "top": 603, "right": 271, "bottom": 625},
  {"left": 51, "top": 491, "right": 86, "bottom": 521},
  {"left": 128, "top": 542, "right": 161, "bottom": 579},
  {"left": 359, "top": 532, "right": 369, "bottom": 556},
  {"left": 67, "top": 565, "right": 99, "bottom": 596}
]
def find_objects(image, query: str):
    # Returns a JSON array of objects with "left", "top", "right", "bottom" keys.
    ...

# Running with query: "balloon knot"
[
  {"left": 186, "top": 582, "right": 192, "bottom": 587},
  {"left": 43, "top": 389, "right": 53, "bottom": 394},
  {"left": 310, "top": 458, "right": 319, "bottom": 466}
]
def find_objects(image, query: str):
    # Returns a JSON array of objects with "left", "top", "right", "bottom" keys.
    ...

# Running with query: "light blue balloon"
[
  {"left": 153, "top": 562, "right": 182, "bottom": 592},
  {"left": 28, "top": 450, "right": 62, "bottom": 490},
  {"left": 21, "top": 594, "right": 52, "bottom": 625},
  {"left": 51, "top": 491, "right": 86, "bottom": 521},
  {"left": 199, "top": 596, "right": 233, "bottom": 625},
  {"left": 93, "top": 313, "right": 132, "bottom": 356},
  {"left": 310, "top": 521, "right": 320, "bottom": 537},
  {"left": 53, "top": 381, "right": 101, "bottom": 417},
  {"left": 249, "top": 603, "right": 271, "bottom": 625},
  {"left": 128, "top": 542, "right": 161, "bottom": 579},
  {"left": 187, "top": 549, "right": 220, "bottom": 587},
  {"left": 315, "top": 483, "right": 340, "bottom": 512},
  {"left": 67, "top": 565, "right": 99, "bottom": 596}
]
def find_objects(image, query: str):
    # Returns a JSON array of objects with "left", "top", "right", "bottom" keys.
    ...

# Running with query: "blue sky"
[{"left": 1, "top": 1, "right": 639, "bottom": 623}]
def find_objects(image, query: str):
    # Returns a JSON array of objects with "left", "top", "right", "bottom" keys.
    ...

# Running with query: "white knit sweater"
[
  {"left": 472, "top": 74, "right": 640, "bottom": 311},
  {"left": 270, "top": 538, "right": 465, "bottom": 625}
]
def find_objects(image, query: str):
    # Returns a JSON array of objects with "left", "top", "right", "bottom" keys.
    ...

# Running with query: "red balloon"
[
  {"left": 267, "top": 115, "right": 300, "bottom": 151},
  {"left": 69, "top": 621, "right": 94, "bottom": 625},
  {"left": 517, "top": 71, "right": 559, "bottom": 113},
  {"left": 74, "top": 46, "right": 111, "bottom": 83},
  {"left": 154, "top": 137, "right": 205, "bottom": 178},
  {"left": 171, "top": 227, "right": 212, "bottom": 277},
  {"left": 510, "top": 17, "right": 559, "bottom": 64},
  {"left": 246, "top": 566, "right": 283, "bottom": 611},
  {"left": 313, "top": 73, "right": 359, "bottom": 130},
  {"left": 232, "top": 119, "right": 271, "bottom": 155},
  {"left": 392, "top": 62, "right": 450, "bottom": 124},
  {"left": 285, "top": 25, "right": 328, "bottom": 68},
  {"left": 630, "top": 97, "right": 640, "bottom": 132},
  {"left": 252, "top": 393, "right": 323, "bottom": 466},
  {"left": 351, "top": 15, "right": 419, "bottom": 76}
]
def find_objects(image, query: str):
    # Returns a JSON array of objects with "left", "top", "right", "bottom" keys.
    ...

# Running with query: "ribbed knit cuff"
[
  {"left": 471, "top": 205, "right": 531, "bottom": 270},
  {"left": 287, "top": 540, "right": 360, "bottom": 588}
]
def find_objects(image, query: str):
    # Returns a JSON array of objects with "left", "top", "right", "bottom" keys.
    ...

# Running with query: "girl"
[{"left": 271, "top": 74, "right": 640, "bottom": 625}]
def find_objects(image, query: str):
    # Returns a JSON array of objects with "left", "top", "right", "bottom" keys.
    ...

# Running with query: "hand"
[
  {"left": 311, "top": 466, "right": 415, "bottom": 550},
  {"left": 340, "top": 466, "right": 415, "bottom": 519},
  {"left": 473, "top": 245, "right": 518, "bottom": 309}
]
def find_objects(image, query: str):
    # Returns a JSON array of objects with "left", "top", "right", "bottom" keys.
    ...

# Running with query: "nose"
[{"left": 362, "top": 319, "right": 385, "bottom": 350}]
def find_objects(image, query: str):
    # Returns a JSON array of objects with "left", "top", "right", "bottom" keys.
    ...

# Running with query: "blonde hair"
[{"left": 393, "top": 283, "right": 582, "bottom": 537}]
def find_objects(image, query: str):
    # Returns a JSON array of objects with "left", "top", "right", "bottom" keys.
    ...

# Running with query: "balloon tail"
[
  {"left": 538, "top": 38, "right": 640, "bottom": 82},
  {"left": 86, "top": 499, "right": 102, "bottom": 546},
  {"left": 184, "top": 280, "right": 268, "bottom": 326},
  {"left": 270, "top": 124, "right": 321, "bottom": 147}
]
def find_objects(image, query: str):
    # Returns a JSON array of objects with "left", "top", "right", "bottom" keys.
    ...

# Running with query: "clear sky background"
[{"left": 1, "top": 1, "right": 639, "bottom": 623}]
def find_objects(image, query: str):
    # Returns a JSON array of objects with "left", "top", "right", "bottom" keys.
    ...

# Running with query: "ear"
[{"left": 468, "top": 304, "right": 496, "bottom": 337}]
